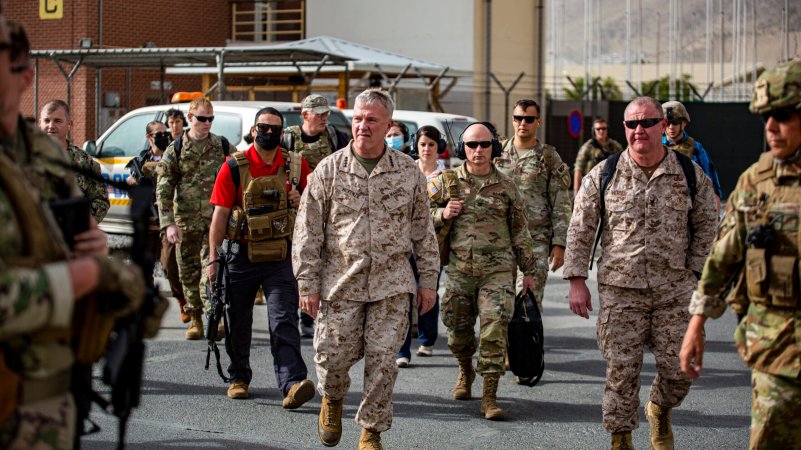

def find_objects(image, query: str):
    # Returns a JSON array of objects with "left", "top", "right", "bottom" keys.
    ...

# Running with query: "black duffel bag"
[{"left": 507, "top": 290, "right": 544, "bottom": 386}]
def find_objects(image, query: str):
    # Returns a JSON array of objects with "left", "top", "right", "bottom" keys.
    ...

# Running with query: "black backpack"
[
  {"left": 589, "top": 149, "right": 697, "bottom": 270},
  {"left": 507, "top": 290, "right": 544, "bottom": 386}
]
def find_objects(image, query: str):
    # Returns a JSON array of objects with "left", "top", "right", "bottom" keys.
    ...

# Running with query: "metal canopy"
[{"left": 30, "top": 45, "right": 353, "bottom": 69}]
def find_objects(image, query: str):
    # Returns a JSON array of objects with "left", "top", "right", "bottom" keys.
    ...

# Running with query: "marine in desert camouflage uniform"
[
  {"left": 564, "top": 97, "right": 718, "bottom": 450},
  {"left": 681, "top": 57, "right": 801, "bottom": 450},
  {"left": 293, "top": 89, "right": 439, "bottom": 449},
  {"left": 494, "top": 99, "right": 572, "bottom": 313},
  {"left": 38, "top": 99, "right": 109, "bottom": 223},
  {"left": 156, "top": 97, "right": 227, "bottom": 340},
  {"left": 429, "top": 121, "right": 537, "bottom": 420}
]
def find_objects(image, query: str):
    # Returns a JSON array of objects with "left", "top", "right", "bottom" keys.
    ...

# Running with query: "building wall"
[
  {"left": 5, "top": 0, "right": 230, "bottom": 144},
  {"left": 473, "top": 0, "right": 545, "bottom": 137}
]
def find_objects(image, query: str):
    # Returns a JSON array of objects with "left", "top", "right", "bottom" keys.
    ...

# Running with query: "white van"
[
  {"left": 85, "top": 101, "right": 351, "bottom": 234},
  {"left": 343, "top": 109, "right": 479, "bottom": 156}
]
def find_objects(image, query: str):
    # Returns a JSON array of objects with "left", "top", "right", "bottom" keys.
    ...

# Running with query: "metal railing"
[{"left": 231, "top": 1, "right": 305, "bottom": 43}]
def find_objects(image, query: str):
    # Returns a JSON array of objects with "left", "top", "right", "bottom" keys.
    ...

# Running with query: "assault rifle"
[{"left": 205, "top": 244, "right": 234, "bottom": 383}]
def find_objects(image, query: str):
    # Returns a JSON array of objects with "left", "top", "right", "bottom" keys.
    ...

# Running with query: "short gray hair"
[
  {"left": 354, "top": 88, "right": 395, "bottom": 117},
  {"left": 624, "top": 96, "right": 664, "bottom": 119}
]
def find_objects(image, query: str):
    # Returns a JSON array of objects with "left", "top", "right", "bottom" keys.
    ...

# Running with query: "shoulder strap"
[
  {"left": 326, "top": 124, "right": 339, "bottom": 150},
  {"left": 221, "top": 136, "right": 230, "bottom": 157},
  {"left": 672, "top": 150, "right": 697, "bottom": 205},
  {"left": 225, "top": 151, "right": 250, "bottom": 191},
  {"left": 589, "top": 151, "right": 623, "bottom": 270},
  {"left": 283, "top": 148, "right": 302, "bottom": 191},
  {"left": 174, "top": 135, "right": 183, "bottom": 164}
]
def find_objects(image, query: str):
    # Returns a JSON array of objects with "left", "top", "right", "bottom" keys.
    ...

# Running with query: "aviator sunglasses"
[
  {"left": 150, "top": 131, "right": 170, "bottom": 139},
  {"left": 624, "top": 118, "right": 663, "bottom": 129}
]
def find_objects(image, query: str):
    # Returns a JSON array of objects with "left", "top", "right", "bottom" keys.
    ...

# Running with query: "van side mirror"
[{"left": 83, "top": 140, "right": 98, "bottom": 157}]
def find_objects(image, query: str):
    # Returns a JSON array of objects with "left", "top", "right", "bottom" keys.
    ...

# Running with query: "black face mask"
[
  {"left": 154, "top": 134, "right": 170, "bottom": 151},
  {"left": 255, "top": 131, "right": 280, "bottom": 150}
]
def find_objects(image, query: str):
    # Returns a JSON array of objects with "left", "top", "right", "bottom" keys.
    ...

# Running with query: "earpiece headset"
[{"left": 455, "top": 121, "right": 502, "bottom": 160}]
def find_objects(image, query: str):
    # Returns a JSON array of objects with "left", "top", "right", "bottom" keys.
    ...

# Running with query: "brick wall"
[{"left": 5, "top": 0, "right": 230, "bottom": 144}]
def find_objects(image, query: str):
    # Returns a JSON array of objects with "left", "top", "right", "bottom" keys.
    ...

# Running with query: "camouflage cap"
[
  {"left": 750, "top": 58, "right": 801, "bottom": 114},
  {"left": 301, "top": 94, "right": 331, "bottom": 114},
  {"left": 662, "top": 101, "right": 690, "bottom": 122}
]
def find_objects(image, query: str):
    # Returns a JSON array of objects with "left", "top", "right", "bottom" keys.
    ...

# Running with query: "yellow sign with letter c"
[{"left": 40, "top": 0, "right": 63, "bottom": 20}]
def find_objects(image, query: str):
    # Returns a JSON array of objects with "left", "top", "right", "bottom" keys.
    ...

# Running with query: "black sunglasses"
[
  {"left": 193, "top": 115, "right": 214, "bottom": 123},
  {"left": 513, "top": 115, "right": 538, "bottom": 124},
  {"left": 464, "top": 140, "right": 492, "bottom": 149},
  {"left": 150, "top": 131, "right": 170, "bottom": 139},
  {"left": 0, "top": 42, "right": 9, "bottom": 52},
  {"left": 10, "top": 64, "right": 29, "bottom": 74},
  {"left": 255, "top": 123, "right": 283, "bottom": 134},
  {"left": 594, "top": 127, "right": 608, "bottom": 131},
  {"left": 667, "top": 118, "right": 684, "bottom": 126},
  {"left": 624, "top": 118, "right": 663, "bottom": 129},
  {"left": 761, "top": 108, "right": 797, "bottom": 123}
]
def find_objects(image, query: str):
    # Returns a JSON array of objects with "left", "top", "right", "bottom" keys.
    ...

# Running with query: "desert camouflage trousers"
[
  {"left": 596, "top": 273, "right": 695, "bottom": 433},
  {"left": 442, "top": 268, "right": 514, "bottom": 374},
  {"left": 313, "top": 293, "right": 409, "bottom": 432},
  {"left": 749, "top": 369, "right": 801, "bottom": 450},
  {"left": 176, "top": 226, "right": 211, "bottom": 312},
  {"left": 0, "top": 393, "right": 75, "bottom": 450}
]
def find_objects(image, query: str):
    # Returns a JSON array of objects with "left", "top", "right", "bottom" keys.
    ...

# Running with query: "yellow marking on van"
[
  {"left": 95, "top": 157, "right": 134, "bottom": 165},
  {"left": 110, "top": 198, "right": 131, "bottom": 206}
]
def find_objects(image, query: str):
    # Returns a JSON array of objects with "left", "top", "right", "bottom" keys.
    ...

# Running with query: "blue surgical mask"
[{"left": 385, "top": 135, "right": 404, "bottom": 151}]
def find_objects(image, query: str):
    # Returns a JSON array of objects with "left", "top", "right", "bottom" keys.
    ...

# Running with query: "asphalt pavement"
[{"left": 82, "top": 268, "right": 751, "bottom": 450}]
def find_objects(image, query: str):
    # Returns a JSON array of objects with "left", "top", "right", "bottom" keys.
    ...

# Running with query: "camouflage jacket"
[
  {"left": 1, "top": 117, "right": 78, "bottom": 201},
  {"left": 428, "top": 163, "right": 537, "bottom": 277},
  {"left": 494, "top": 140, "right": 572, "bottom": 247},
  {"left": 156, "top": 133, "right": 227, "bottom": 230},
  {"left": 292, "top": 144, "right": 440, "bottom": 302},
  {"left": 0, "top": 124, "right": 76, "bottom": 381},
  {"left": 689, "top": 153, "right": 801, "bottom": 377},
  {"left": 67, "top": 141, "right": 110, "bottom": 223},
  {"left": 563, "top": 149, "right": 718, "bottom": 288},
  {"left": 574, "top": 138, "right": 624, "bottom": 175},
  {"left": 283, "top": 125, "right": 339, "bottom": 171}
]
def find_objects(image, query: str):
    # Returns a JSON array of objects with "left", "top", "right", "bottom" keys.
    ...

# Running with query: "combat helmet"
[
  {"left": 749, "top": 57, "right": 801, "bottom": 114},
  {"left": 662, "top": 101, "right": 690, "bottom": 123}
]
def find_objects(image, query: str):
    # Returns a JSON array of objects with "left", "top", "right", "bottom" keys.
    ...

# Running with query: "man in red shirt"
[{"left": 208, "top": 107, "right": 314, "bottom": 408}]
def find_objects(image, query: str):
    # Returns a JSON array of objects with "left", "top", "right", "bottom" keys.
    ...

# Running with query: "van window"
[
  {"left": 283, "top": 112, "right": 302, "bottom": 128},
  {"left": 208, "top": 112, "right": 242, "bottom": 145},
  {"left": 98, "top": 112, "right": 156, "bottom": 158},
  {"left": 329, "top": 111, "right": 353, "bottom": 139}
]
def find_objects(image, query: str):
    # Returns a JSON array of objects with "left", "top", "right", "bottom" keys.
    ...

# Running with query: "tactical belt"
[{"left": 20, "top": 369, "right": 71, "bottom": 405}]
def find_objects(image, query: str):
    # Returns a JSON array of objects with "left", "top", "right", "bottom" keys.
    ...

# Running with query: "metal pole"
[
  {"left": 33, "top": 59, "right": 39, "bottom": 121},
  {"left": 626, "top": 0, "right": 632, "bottom": 97},
  {"left": 719, "top": 0, "right": 724, "bottom": 101},
  {"left": 706, "top": 0, "right": 712, "bottom": 98},
  {"left": 484, "top": 0, "right": 492, "bottom": 120},
  {"left": 637, "top": 0, "right": 642, "bottom": 95}
]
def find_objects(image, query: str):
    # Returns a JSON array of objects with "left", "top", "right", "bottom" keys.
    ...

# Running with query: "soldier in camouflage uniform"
[
  {"left": 564, "top": 97, "right": 718, "bottom": 450},
  {"left": 293, "top": 89, "right": 439, "bottom": 450},
  {"left": 430, "top": 121, "right": 537, "bottom": 420},
  {"left": 282, "top": 94, "right": 348, "bottom": 337},
  {"left": 661, "top": 100, "right": 723, "bottom": 208},
  {"left": 573, "top": 117, "right": 624, "bottom": 194},
  {"left": 157, "top": 97, "right": 228, "bottom": 340},
  {"left": 494, "top": 99, "right": 572, "bottom": 316},
  {"left": 0, "top": 16, "right": 143, "bottom": 449},
  {"left": 680, "top": 58, "right": 801, "bottom": 450},
  {"left": 39, "top": 99, "right": 109, "bottom": 223}
]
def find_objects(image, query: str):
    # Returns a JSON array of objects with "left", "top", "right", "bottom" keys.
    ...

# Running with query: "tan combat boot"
[
  {"left": 452, "top": 358, "right": 475, "bottom": 400},
  {"left": 177, "top": 297, "right": 190, "bottom": 323},
  {"left": 358, "top": 428, "right": 383, "bottom": 450},
  {"left": 645, "top": 401, "right": 674, "bottom": 450},
  {"left": 479, "top": 373, "right": 506, "bottom": 420},
  {"left": 185, "top": 310, "right": 204, "bottom": 340},
  {"left": 318, "top": 396, "right": 343, "bottom": 447},
  {"left": 611, "top": 431, "right": 634, "bottom": 450}
]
